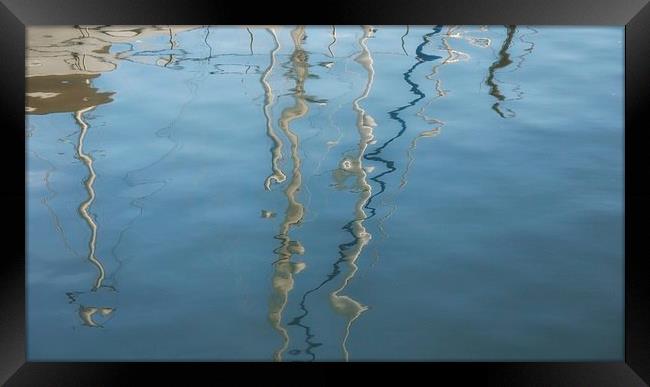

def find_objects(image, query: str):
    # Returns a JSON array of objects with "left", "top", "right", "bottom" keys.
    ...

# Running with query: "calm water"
[{"left": 26, "top": 26, "right": 624, "bottom": 361}]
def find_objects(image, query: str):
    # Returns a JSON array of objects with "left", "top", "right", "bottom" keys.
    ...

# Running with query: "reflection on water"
[
  {"left": 267, "top": 26, "right": 310, "bottom": 361},
  {"left": 485, "top": 25, "right": 517, "bottom": 118},
  {"left": 27, "top": 26, "right": 624, "bottom": 361},
  {"left": 261, "top": 28, "right": 286, "bottom": 190},
  {"left": 63, "top": 106, "right": 117, "bottom": 329},
  {"left": 74, "top": 106, "right": 105, "bottom": 291},
  {"left": 398, "top": 25, "right": 472, "bottom": 190},
  {"left": 364, "top": 26, "right": 441, "bottom": 213},
  {"left": 330, "top": 25, "right": 374, "bottom": 360}
]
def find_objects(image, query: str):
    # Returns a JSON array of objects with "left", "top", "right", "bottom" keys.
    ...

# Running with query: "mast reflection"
[
  {"left": 288, "top": 25, "right": 376, "bottom": 361},
  {"left": 262, "top": 28, "right": 287, "bottom": 190},
  {"left": 267, "top": 26, "right": 311, "bottom": 362},
  {"left": 363, "top": 26, "right": 442, "bottom": 219},
  {"left": 330, "top": 25, "right": 376, "bottom": 361},
  {"left": 485, "top": 25, "right": 517, "bottom": 118},
  {"left": 66, "top": 106, "right": 116, "bottom": 328}
]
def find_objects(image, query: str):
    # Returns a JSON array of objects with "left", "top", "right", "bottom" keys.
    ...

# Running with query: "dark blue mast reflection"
[{"left": 363, "top": 26, "right": 443, "bottom": 218}]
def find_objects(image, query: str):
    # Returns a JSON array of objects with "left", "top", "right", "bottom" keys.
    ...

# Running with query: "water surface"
[{"left": 26, "top": 25, "right": 624, "bottom": 361}]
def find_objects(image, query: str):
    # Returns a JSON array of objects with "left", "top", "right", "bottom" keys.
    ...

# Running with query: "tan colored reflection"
[
  {"left": 70, "top": 106, "right": 117, "bottom": 328},
  {"left": 26, "top": 26, "right": 194, "bottom": 114},
  {"left": 26, "top": 26, "right": 195, "bottom": 76},
  {"left": 26, "top": 73, "right": 114, "bottom": 115},
  {"left": 329, "top": 26, "right": 375, "bottom": 361},
  {"left": 79, "top": 306, "right": 115, "bottom": 327},
  {"left": 267, "top": 26, "right": 310, "bottom": 362},
  {"left": 261, "top": 28, "right": 287, "bottom": 190},
  {"left": 75, "top": 106, "right": 105, "bottom": 291}
]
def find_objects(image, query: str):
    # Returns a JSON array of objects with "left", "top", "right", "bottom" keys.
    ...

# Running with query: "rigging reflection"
[
  {"left": 363, "top": 26, "right": 442, "bottom": 219},
  {"left": 75, "top": 106, "right": 105, "bottom": 291},
  {"left": 30, "top": 150, "right": 83, "bottom": 268},
  {"left": 485, "top": 25, "right": 517, "bottom": 118},
  {"left": 267, "top": 26, "right": 311, "bottom": 362},
  {"left": 515, "top": 26, "right": 538, "bottom": 71},
  {"left": 26, "top": 25, "right": 546, "bottom": 357},
  {"left": 328, "top": 26, "right": 337, "bottom": 58},
  {"left": 65, "top": 106, "right": 116, "bottom": 328},
  {"left": 262, "top": 28, "right": 287, "bottom": 190},
  {"left": 398, "top": 25, "right": 470, "bottom": 190},
  {"left": 401, "top": 25, "right": 409, "bottom": 55},
  {"left": 288, "top": 25, "right": 376, "bottom": 361},
  {"left": 329, "top": 25, "right": 375, "bottom": 361}
]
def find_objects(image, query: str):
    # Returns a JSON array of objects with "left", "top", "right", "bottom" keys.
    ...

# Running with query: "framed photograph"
[{"left": 1, "top": 0, "right": 648, "bottom": 384}]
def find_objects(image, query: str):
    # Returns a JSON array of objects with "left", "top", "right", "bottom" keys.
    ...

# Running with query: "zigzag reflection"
[
  {"left": 485, "top": 25, "right": 517, "bottom": 118},
  {"left": 329, "top": 25, "right": 375, "bottom": 361},
  {"left": 287, "top": 25, "right": 375, "bottom": 361},
  {"left": 363, "top": 25, "right": 442, "bottom": 219},
  {"left": 66, "top": 106, "right": 116, "bottom": 328},
  {"left": 267, "top": 26, "right": 311, "bottom": 362},
  {"left": 262, "top": 28, "right": 287, "bottom": 190}
]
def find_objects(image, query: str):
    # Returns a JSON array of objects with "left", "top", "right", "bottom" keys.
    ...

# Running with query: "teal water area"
[{"left": 26, "top": 26, "right": 623, "bottom": 361}]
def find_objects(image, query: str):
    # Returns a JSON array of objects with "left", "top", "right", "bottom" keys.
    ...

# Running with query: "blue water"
[{"left": 26, "top": 25, "right": 624, "bottom": 361}]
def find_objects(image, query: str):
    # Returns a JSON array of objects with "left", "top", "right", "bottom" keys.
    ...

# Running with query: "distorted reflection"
[
  {"left": 75, "top": 106, "right": 106, "bottom": 291},
  {"left": 27, "top": 26, "right": 623, "bottom": 362},
  {"left": 29, "top": 150, "right": 81, "bottom": 260},
  {"left": 363, "top": 26, "right": 441, "bottom": 220},
  {"left": 287, "top": 25, "right": 375, "bottom": 362},
  {"left": 267, "top": 26, "right": 310, "bottom": 362},
  {"left": 328, "top": 26, "right": 337, "bottom": 58},
  {"left": 399, "top": 25, "right": 489, "bottom": 190},
  {"left": 485, "top": 25, "right": 517, "bottom": 118},
  {"left": 64, "top": 105, "right": 117, "bottom": 329},
  {"left": 329, "top": 25, "right": 375, "bottom": 361},
  {"left": 261, "top": 28, "right": 287, "bottom": 190}
]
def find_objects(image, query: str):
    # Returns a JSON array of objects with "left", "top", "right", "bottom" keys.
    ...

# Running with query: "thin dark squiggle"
[
  {"left": 204, "top": 25, "right": 213, "bottom": 59},
  {"left": 513, "top": 26, "right": 537, "bottom": 72},
  {"left": 124, "top": 28, "right": 213, "bottom": 198},
  {"left": 492, "top": 26, "right": 537, "bottom": 108},
  {"left": 286, "top": 242, "right": 350, "bottom": 360},
  {"left": 363, "top": 26, "right": 442, "bottom": 218},
  {"left": 104, "top": 27, "right": 214, "bottom": 297},
  {"left": 106, "top": 181, "right": 167, "bottom": 289},
  {"left": 329, "top": 26, "right": 375, "bottom": 360},
  {"left": 164, "top": 27, "right": 175, "bottom": 67},
  {"left": 123, "top": 62, "right": 206, "bottom": 189},
  {"left": 247, "top": 27, "right": 254, "bottom": 55},
  {"left": 328, "top": 26, "right": 336, "bottom": 58},
  {"left": 485, "top": 25, "right": 517, "bottom": 118},
  {"left": 30, "top": 150, "right": 82, "bottom": 259},
  {"left": 106, "top": 27, "right": 216, "bottom": 298},
  {"left": 112, "top": 38, "right": 211, "bottom": 293},
  {"left": 396, "top": 26, "right": 462, "bottom": 193},
  {"left": 288, "top": 26, "right": 375, "bottom": 361},
  {"left": 401, "top": 25, "right": 409, "bottom": 55},
  {"left": 485, "top": 25, "right": 537, "bottom": 110}
]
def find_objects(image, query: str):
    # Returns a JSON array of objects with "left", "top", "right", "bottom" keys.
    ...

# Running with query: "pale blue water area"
[{"left": 26, "top": 26, "right": 624, "bottom": 361}]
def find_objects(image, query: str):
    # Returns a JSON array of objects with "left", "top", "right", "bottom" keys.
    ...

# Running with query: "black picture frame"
[{"left": 1, "top": 0, "right": 648, "bottom": 385}]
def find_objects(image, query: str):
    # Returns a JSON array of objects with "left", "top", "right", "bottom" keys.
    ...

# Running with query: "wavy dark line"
[
  {"left": 485, "top": 25, "right": 517, "bottom": 118},
  {"left": 363, "top": 26, "right": 442, "bottom": 217}
]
